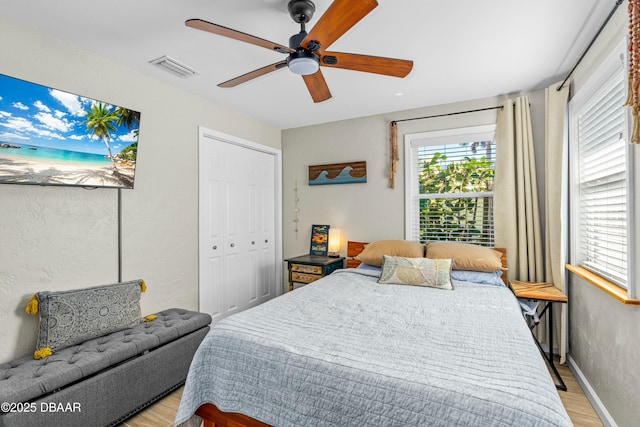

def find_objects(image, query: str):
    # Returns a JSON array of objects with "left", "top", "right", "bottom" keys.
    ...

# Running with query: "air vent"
[{"left": 149, "top": 55, "right": 197, "bottom": 79}]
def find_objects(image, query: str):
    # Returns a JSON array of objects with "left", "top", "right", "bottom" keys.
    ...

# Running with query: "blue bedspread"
[{"left": 175, "top": 269, "right": 572, "bottom": 426}]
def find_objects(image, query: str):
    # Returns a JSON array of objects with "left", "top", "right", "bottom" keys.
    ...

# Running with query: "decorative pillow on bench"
[{"left": 26, "top": 280, "right": 146, "bottom": 359}]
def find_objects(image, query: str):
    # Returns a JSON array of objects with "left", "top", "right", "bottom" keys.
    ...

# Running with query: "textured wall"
[
  {"left": 569, "top": 277, "right": 640, "bottom": 427},
  {"left": 0, "top": 17, "right": 280, "bottom": 363}
]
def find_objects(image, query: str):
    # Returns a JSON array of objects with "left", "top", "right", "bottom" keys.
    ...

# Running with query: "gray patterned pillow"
[
  {"left": 378, "top": 256, "right": 453, "bottom": 290},
  {"left": 34, "top": 280, "right": 143, "bottom": 354}
]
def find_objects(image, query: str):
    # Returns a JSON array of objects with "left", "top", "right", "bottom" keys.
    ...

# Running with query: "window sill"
[{"left": 566, "top": 264, "right": 640, "bottom": 305}]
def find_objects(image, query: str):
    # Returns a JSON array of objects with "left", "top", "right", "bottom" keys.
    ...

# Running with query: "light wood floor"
[{"left": 119, "top": 363, "right": 603, "bottom": 427}]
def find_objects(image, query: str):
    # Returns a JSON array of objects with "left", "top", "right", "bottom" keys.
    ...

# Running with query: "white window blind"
[
  {"left": 575, "top": 67, "right": 629, "bottom": 288},
  {"left": 405, "top": 126, "right": 496, "bottom": 246}
]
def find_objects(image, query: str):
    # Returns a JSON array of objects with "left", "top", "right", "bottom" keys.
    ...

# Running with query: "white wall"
[
  {"left": 0, "top": 17, "right": 281, "bottom": 363},
  {"left": 281, "top": 91, "right": 547, "bottom": 260}
]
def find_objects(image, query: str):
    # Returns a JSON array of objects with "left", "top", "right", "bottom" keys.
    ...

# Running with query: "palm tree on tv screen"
[
  {"left": 84, "top": 102, "right": 119, "bottom": 172},
  {"left": 114, "top": 106, "right": 140, "bottom": 138}
]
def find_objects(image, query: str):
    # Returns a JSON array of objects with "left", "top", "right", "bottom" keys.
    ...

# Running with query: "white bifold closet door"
[{"left": 199, "top": 129, "right": 278, "bottom": 323}]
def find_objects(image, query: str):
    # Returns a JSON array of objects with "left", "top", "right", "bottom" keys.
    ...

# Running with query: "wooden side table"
[
  {"left": 509, "top": 280, "right": 568, "bottom": 391},
  {"left": 285, "top": 255, "right": 345, "bottom": 291}
]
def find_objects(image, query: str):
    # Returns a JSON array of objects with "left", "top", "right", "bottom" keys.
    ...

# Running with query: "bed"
[{"left": 175, "top": 241, "right": 572, "bottom": 427}]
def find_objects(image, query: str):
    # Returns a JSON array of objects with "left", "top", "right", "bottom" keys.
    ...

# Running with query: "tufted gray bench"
[{"left": 0, "top": 308, "right": 211, "bottom": 427}]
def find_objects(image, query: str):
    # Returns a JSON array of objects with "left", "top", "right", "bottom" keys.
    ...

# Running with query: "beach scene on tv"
[{"left": 0, "top": 74, "right": 141, "bottom": 189}]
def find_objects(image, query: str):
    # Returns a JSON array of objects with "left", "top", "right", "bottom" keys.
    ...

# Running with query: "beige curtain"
[
  {"left": 544, "top": 81, "right": 570, "bottom": 362},
  {"left": 494, "top": 96, "right": 544, "bottom": 282}
]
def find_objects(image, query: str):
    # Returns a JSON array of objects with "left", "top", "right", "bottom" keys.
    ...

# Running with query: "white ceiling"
[{"left": 2, "top": 0, "right": 616, "bottom": 130}]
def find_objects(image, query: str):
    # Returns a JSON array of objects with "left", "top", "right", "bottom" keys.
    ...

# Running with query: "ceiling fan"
[{"left": 185, "top": 0, "right": 413, "bottom": 103}]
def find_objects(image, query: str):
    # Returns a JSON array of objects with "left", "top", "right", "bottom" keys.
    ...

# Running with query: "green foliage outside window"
[{"left": 418, "top": 146, "right": 494, "bottom": 244}]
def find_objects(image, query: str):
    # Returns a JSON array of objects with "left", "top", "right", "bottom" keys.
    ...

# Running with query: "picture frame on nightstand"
[{"left": 309, "top": 224, "right": 329, "bottom": 256}]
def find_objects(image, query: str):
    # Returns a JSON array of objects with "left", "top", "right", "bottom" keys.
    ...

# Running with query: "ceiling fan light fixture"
[
  {"left": 288, "top": 51, "right": 320, "bottom": 75},
  {"left": 289, "top": 57, "right": 319, "bottom": 75}
]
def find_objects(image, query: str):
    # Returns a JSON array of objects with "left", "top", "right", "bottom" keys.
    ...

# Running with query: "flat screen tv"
[{"left": 0, "top": 73, "right": 141, "bottom": 189}]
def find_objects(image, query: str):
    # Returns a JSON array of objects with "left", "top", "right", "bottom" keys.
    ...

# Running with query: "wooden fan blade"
[
  {"left": 218, "top": 61, "right": 288, "bottom": 88},
  {"left": 321, "top": 51, "right": 413, "bottom": 77},
  {"left": 302, "top": 0, "right": 378, "bottom": 53},
  {"left": 186, "top": 19, "right": 293, "bottom": 54},
  {"left": 302, "top": 70, "right": 332, "bottom": 103}
]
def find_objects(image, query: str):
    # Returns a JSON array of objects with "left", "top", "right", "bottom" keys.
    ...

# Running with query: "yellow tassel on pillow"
[
  {"left": 25, "top": 295, "right": 39, "bottom": 315},
  {"left": 34, "top": 348, "right": 52, "bottom": 360},
  {"left": 140, "top": 280, "right": 147, "bottom": 293},
  {"left": 144, "top": 315, "right": 157, "bottom": 322}
]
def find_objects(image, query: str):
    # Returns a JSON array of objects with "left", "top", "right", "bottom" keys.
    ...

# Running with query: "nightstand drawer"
[
  {"left": 291, "top": 272, "right": 321, "bottom": 284},
  {"left": 291, "top": 264, "right": 323, "bottom": 274},
  {"left": 285, "top": 255, "right": 345, "bottom": 292}
]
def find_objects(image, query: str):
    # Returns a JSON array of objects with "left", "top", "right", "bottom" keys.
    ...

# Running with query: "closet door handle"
[
  {"left": 212, "top": 245, "right": 217, "bottom": 250},
  {"left": 230, "top": 243, "right": 235, "bottom": 248},
  {"left": 252, "top": 241, "right": 255, "bottom": 245}
]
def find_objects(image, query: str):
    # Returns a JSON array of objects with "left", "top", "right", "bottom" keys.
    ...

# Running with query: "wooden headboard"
[
  {"left": 494, "top": 247, "right": 508, "bottom": 285},
  {"left": 346, "top": 241, "right": 508, "bottom": 285},
  {"left": 347, "top": 241, "right": 368, "bottom": 268}
]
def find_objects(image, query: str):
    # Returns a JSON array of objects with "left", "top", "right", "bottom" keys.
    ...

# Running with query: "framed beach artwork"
[
  {"left": 0, "top": 73, "right": 142, "bottom": 189},
  {"left": 308, "top": 161, "right": 367, "bottom": 186}
]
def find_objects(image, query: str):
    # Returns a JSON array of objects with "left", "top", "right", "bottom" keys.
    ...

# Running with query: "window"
[
  {"left": 405, "top": 125, "right": 497, "bottom": 245},
  {"left": 569, "top": 39, "right": 634, "bottom": 291}
]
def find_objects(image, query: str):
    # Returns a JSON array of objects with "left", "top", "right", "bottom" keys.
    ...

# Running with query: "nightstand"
[
  {"left": 285, "top": 255, "right": 345, "bottom": 291},
  {"left": 509, "top": 280, "right": 568, "bottom": 391}
]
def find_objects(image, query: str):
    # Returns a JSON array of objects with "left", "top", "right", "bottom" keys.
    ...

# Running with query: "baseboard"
[{"left": 566, "top": 355, "right": 617, "bottom": 427}]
